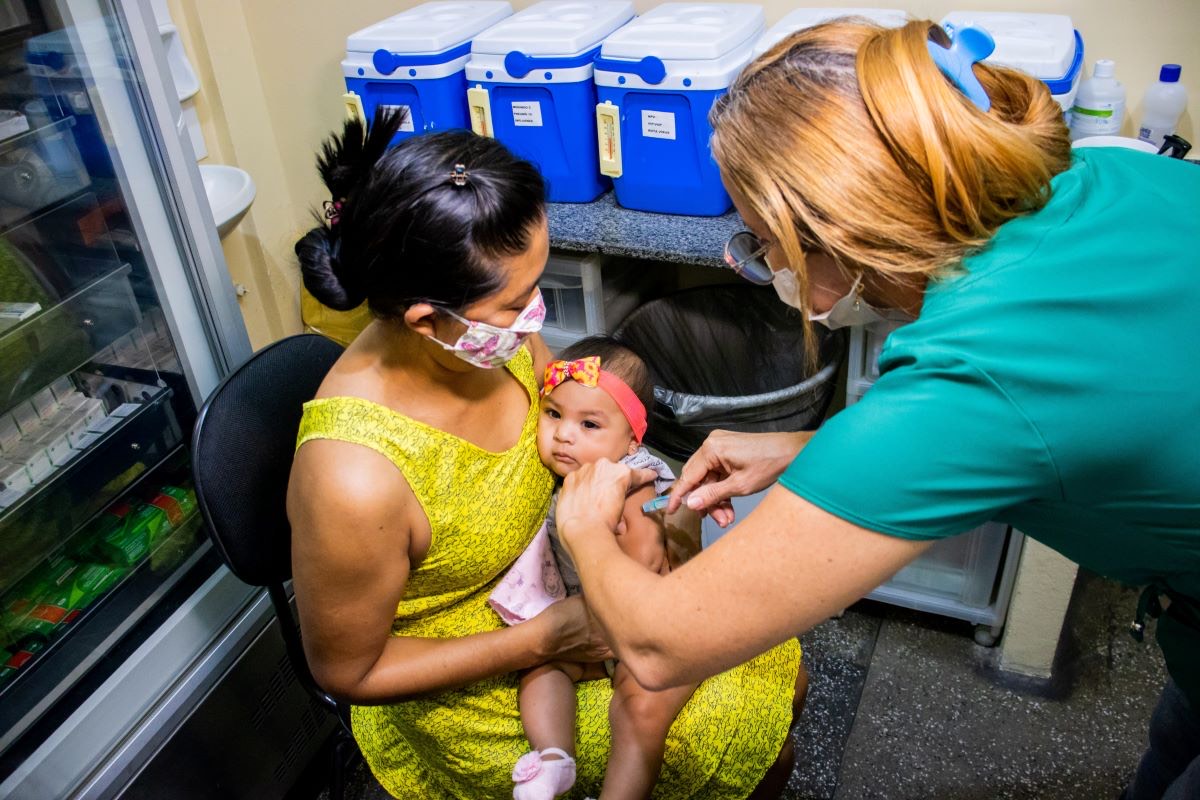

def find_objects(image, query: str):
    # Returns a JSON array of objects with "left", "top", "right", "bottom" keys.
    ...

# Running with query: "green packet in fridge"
[
  {"left": 157, "top": 485, "right": 197, "bottom": 520},
  {"left": 97, "top": 504, "right": 170, "bottom": 566},
  {"left": 72, "top": 502, "right": 132, "bottom": 562},
  {"left": 0, "top": 562, "right": 127, "bottom": 646},
  {"left": 0, "top": 637, "right": 46, "bottom": 683},
  {"left": 0, "top": 559, "right": 80, "bottom": 642},
  {"left": 66, "top": 563, "right": 128, "bottom": 611}
]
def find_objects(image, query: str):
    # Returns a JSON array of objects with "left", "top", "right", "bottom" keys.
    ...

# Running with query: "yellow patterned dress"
[{"left": 295, "top": 347, "right": 802, "bottom": 800}]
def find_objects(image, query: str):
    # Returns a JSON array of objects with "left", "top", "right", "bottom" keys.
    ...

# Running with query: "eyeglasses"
[{"left": 723, "top": 230, "right": 775, "bottom": 285}]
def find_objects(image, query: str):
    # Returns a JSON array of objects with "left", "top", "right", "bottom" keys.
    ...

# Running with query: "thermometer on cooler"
[{"left": 595, "top": 101, "right": 623, "bottom": 178}]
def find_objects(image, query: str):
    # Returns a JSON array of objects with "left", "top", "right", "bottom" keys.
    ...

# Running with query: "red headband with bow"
[{"left": 541, "top": 356, "right": 648, "bottom": 442}]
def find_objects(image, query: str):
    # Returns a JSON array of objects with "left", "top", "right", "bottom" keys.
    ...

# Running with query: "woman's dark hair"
[
  {"left": 557, "top": 335, "right": 655, "bottom": 413},
  {"left": 296, "top": 109, "right": 546, "bottom": 315}
]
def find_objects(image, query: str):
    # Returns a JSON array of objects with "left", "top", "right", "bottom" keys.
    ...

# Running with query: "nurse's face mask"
[
  {"left": 806, "top": 274, "right": 885, "bottom": 330},
  {"left": 427, "top": 291, "right": 546, "bottom": 369}
]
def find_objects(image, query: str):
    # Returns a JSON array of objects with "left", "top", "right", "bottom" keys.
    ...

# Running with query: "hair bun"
[{"left": 295, "top": 226, "right": 366, "bottom": 311}]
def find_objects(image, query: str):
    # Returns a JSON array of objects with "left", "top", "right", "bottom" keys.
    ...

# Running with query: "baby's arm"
[{"left": 617, "top": 484, "right": 671, "bottom": 576}]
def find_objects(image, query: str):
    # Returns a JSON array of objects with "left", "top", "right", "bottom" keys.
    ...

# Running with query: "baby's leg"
[
  {"left": 519, "top": 661, "right": 587, "bottom": 754},
  {"left": 600, "top": 663, "right": 698, "bottom": 800},
  {"left": 515, "top": 661, "right": 589, "bottom": 800}
]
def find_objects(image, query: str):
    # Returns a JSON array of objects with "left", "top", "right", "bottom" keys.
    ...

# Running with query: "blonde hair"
[{"left": 710, "top": 19, "right": 1071, "bottom": 359}]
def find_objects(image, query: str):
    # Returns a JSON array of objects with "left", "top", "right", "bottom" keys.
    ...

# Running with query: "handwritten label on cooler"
[
  {"left": 512, "top": 102, "right": 543, "bottom": 127},
  {"left": 378, "top": 105, "right": 416, "bottom": 132},
  {"left": 641, "top": 110, "right": 676, "bottom": 141}
]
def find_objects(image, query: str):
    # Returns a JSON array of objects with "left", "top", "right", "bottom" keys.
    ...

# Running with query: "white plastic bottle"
[
  {"left": 1070, "top": 59, "right": 1127, "bottom": 141},
  {"left": 1137, "top": 64, "right": 1188, "bottom": 148}
]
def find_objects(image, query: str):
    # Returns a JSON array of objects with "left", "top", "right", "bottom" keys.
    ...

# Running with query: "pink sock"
[{"left": 512, "top": 748, "right": 576, "bottom": 800}]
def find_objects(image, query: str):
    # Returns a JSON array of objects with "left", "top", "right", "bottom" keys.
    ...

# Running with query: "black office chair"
[{"left": 190, "top": 333, "right": 357, "bottom": 800}]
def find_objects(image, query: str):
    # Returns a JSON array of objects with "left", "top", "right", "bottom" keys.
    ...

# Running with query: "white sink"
[{"left": 199, "top": 164, "right": 255, "bottom": 238}]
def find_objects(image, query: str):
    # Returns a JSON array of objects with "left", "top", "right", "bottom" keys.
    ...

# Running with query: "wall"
[{"left": 171, "top": 0, "right": 1199, "bottom": 351}]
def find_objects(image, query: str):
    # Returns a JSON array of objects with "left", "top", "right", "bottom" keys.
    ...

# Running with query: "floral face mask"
[{"left": 427, "top": 292, "right": 546, "bottom": 369}]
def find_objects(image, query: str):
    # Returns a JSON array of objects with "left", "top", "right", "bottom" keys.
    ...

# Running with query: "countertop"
[{"left": 546, "top": 190, "right": 742, "bottom": 269}]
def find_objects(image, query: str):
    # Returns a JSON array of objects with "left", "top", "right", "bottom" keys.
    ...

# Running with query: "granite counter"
[{"left": 546, "top": 190, "right": 743, "bottom": 269}]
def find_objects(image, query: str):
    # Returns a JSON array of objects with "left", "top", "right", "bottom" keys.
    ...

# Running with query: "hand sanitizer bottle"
[
  {"left": 1137, "top": 65, "right": 1188, "bottom": 149},
  {"left": 1070, "top": 59, "right": 1126, "bottom": 141}
]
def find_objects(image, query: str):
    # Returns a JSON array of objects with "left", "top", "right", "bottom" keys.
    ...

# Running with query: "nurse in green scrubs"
[{"left": 554, "top": 20, "right": 1200, "bottom": 800}]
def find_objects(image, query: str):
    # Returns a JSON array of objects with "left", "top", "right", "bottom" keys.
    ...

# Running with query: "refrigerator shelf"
[
  {"left": 0, "top": 508, "right": 204, "bottom": 701},
  {"left": 0, "top": 385, "right": 178, "bottom": 596},
  {"left": 0, "top": 262, "right": 141, "bottom": 418}
]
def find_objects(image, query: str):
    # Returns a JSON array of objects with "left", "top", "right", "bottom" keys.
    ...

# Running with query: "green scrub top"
[{"left": 779, "top": 148, "right": 1200, "bottom": 698}]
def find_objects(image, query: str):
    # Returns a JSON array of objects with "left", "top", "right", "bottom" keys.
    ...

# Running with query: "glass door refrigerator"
[{"left": 0, "top": 2, "right": 332, "bottom": 798}]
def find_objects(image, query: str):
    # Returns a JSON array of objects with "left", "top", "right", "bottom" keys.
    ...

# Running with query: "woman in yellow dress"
[{"left": 287, "top": 111, "right": 804, "bottom": 799}]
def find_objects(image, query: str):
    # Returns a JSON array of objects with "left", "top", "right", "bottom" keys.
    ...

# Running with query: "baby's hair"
[{"left": 557, "top": 335, "right": 655, "bottom": 413}]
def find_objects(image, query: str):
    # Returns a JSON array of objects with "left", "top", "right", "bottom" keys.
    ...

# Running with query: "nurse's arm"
[{"left": 561, "top": 477, "right": 931, "bottom": 690}]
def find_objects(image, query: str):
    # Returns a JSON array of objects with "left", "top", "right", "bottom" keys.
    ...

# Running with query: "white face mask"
[
  {"left": 771, "top": 266, "right": 806, "bottom": 310},
  {"left": 427, "top": 292, "right": 545, "bottom": 369},
  {"left": 806, "top": 274, "right": 886, "bottom": 330}
]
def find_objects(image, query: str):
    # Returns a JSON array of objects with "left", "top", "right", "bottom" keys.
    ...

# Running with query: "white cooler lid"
[
  {"left": 940, "top": 11, "right": 1077, "bottom": 81},
  {"left": 755, "top": 8, "right": 908, "bottom": 57},
  {"left": 471, "top": 0, "right": 635, "bottom": 57},
  {"left": 347, "top": 1, "right": 513, "bottom": 55},
  {"left": 601, "top": 3, "right": 766, "bottom": 62}
]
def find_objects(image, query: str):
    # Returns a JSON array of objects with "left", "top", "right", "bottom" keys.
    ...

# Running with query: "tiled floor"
[{"left": 308, "top": 572, "right": 1167, "bottom": 800}]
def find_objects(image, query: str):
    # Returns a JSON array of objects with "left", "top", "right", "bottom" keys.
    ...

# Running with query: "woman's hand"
[
  {"left": 667, "top": 430, "right": 813, "bottom": 526},
  {"left": 537, "top": 595, "right": 613, "bottom": 663}
]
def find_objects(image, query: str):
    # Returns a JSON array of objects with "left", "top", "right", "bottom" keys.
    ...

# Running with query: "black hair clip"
[
  {"left": 449, "top": 164, "right": 470, "bottom": 187},
  {"left": 323, "top": 198, "right": 345, "bottom": 225}
]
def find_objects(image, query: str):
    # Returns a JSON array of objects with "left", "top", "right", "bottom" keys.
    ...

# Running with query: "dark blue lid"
[{"left": 1160, "top": 64, "right": 1182, "bottom": 82}]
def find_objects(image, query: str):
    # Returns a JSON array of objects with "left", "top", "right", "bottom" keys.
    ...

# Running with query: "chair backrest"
[{"left": 191, "top": 333, "right": 344, "bottom": 587}]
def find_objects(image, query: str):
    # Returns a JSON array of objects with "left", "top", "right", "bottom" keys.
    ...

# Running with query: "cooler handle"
[
  {"left": 467, "top": 85, "right": 493, "bottom": 138},
  {"left": 596, "top": 101, "right": 623, "bottom": 178},
  {"left": 592, "top": 55, "right": 666, "bottom": 86},
  {"left": 503, "top": 47, "right": 602, "bottom": 79}
]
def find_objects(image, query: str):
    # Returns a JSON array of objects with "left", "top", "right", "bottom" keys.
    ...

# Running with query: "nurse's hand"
[
  {"left": 556, "top": 459, "right": 658, "bottom": 553},
  {"left": 668, "top": 430, "right": 813, "bottom": 526}
]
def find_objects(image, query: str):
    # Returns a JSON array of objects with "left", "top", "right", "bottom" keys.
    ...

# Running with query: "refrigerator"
[{"left": 0, "top": 2, "right": 333, "bottom": 797}]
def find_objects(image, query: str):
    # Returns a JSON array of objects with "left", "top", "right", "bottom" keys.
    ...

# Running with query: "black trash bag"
[{"left": 614, "top": 284, "right": 845, "bottom": 462}]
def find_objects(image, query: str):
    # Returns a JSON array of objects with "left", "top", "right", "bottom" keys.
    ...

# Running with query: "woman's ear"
[{"left": 403, "top": 302, "right": 440, "bottom": 339}]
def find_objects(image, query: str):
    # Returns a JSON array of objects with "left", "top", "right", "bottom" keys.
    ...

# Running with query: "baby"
[{"left": 489, "top": 335, "right": 697, "bottom": 800}]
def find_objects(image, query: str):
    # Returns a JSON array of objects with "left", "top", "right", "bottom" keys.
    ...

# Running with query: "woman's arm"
[
  {"left": 288, "top": 440, "right": 608, "bottom": 704},
  {"left": 556, "top": 460, "right": 930, "bottom": 691}
]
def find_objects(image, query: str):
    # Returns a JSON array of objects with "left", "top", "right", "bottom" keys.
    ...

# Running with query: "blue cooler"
[
  {"left": 941, "top": 12, "right": 1084, "bottom": 114},
  {"left": 594, "top": 3, "right": 764, "bottom": 216},
  {"left": 343, "top": 1, "right": 513, "bottom": 144},
  {"left": 754, "top": 7, "right": 908, "bottom": 58},
  {"left": 466, "top": 1, "right": 635, "bottom": 203}
]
